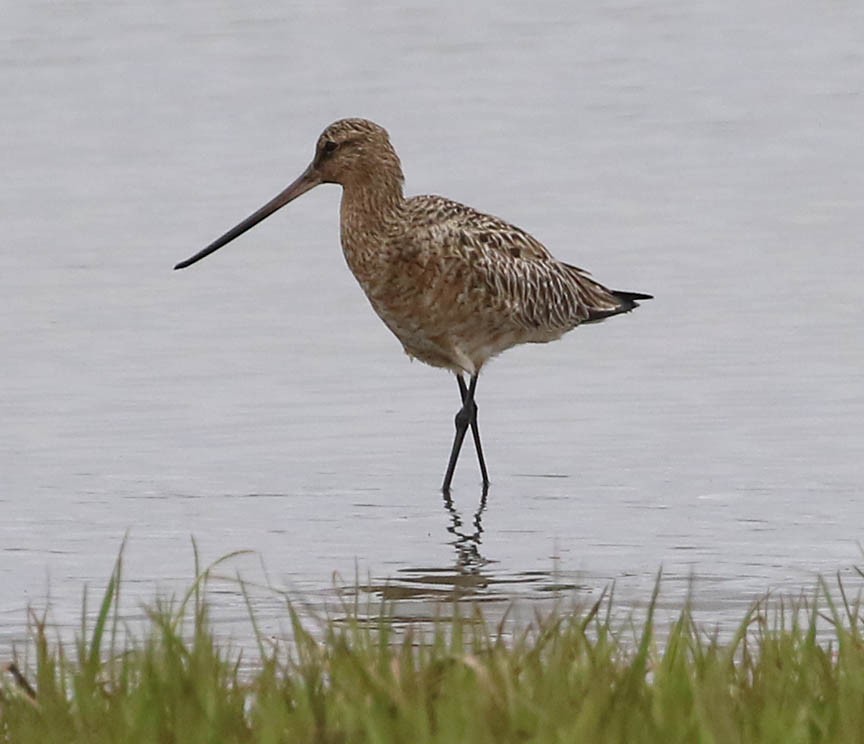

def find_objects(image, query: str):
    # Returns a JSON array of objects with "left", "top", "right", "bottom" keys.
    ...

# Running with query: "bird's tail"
[
  {"left": 585, "top": 289, "right": 653, "bottom": 322},
  {"left": 613, "top": 289, "right": 653, "bottom": 308}
]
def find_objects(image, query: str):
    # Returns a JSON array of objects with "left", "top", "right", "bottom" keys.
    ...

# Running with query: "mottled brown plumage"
[
  {"left": 315, "top": 119, "right": 649, "bottom": 375},
  {"left": 175, "top": 118, "right": 652, "bottom": 491}
]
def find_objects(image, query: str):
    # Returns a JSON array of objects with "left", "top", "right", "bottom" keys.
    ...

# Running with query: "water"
[{"left": 2, "top": 0, "right": 863, "bottom": 649}]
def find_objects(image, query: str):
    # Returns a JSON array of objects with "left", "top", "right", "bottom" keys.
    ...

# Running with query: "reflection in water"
[
  {"left": 441, "top": 486, "right": 489, "bottom": 572},
  {"left": 359, "top": 487, "right": 584, "bottom": 611}
]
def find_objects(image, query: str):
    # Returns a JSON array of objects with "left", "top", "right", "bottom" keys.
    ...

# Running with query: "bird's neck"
[{"left": 339, "top": 169, "right": 405, "bottom": 248}]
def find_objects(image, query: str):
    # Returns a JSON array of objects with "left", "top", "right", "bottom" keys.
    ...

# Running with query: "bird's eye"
[{"left": 322, "top": 140, "right": 338, "bottom": 155}]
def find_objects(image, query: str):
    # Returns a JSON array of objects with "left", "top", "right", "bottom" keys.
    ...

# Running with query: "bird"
[{"left": 175, "top": 118, "right": 652, "bottom": 493}]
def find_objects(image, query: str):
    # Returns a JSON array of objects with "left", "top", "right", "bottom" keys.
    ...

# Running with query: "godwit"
[{"left": 175, "top": 118, "right": 651, "bottom": 492}]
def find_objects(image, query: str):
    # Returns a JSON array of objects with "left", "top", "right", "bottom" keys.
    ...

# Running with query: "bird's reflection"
[
  {"left": 357, "top": 483, "right": 503, "bottom": 604},
  {"left": 358, "top": 483, "right": 579, "bottom": 612},
  {"left": 441, "top": 483, "right": 489, "bottom": 572}
]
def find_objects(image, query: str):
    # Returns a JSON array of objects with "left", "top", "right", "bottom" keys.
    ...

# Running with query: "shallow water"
[{"left": 2, "top": 0, "right": 864, "bottom": 650}]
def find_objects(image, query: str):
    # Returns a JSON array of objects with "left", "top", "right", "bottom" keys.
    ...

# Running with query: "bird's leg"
[
  {"left": 442, "top": 375, "right": 470, "bottom": 493},
  {"left": 442, "top": 373, "right": 490, "bottom": 492},
  {"left": 459, "top": 374, "right": 490, "bottom": 489}
]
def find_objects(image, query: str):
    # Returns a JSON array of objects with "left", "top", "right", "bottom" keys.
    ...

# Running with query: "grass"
[{"left": 3, "top": 550, "right": 864, "bottom": 743}]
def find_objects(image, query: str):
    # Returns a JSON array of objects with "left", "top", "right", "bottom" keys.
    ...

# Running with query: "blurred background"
[{"left": 2, "top": 0, "right": 863, "bottom": 647}]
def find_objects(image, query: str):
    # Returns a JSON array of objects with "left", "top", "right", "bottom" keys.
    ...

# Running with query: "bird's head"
[
  {"left": 174, "top": 118, "right": 403, "bottom": 270},
  {"left": 313, "top": 118, "right": 403, "bottom": 188}
]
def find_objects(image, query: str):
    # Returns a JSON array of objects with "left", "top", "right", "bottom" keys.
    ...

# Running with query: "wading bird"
[{"left": 175, "top": 118, "right": 651, "bottom": 492}]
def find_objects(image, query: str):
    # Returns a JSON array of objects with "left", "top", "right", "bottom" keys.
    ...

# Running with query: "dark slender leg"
[
  {"left": 458, "top": 375, "right": 490, "bottom": 489},
  {"left": 442, "top": 373, "right": 490, "bottom": 492}
]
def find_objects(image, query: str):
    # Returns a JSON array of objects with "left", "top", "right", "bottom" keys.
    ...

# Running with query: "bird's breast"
[{"left": 339, "top": 232, "right": 525, "bottom": 373}]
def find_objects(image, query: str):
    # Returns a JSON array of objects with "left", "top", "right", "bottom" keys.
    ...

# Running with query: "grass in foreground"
[{"left": 3, "top": 552, "right": 864, "bottom": 743}]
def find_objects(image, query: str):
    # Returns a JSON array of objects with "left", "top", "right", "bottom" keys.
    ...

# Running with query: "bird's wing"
[
  {"left": 404, "top": 195, "right": 554, "bottom": 260},
  {"left": 401, "top": 196, "right": 625, "bottom": 332}
]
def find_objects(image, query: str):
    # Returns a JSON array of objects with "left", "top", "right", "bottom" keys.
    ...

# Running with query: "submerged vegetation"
[{"left": 3, "top": 551, "right": 864, "bottom": 743}]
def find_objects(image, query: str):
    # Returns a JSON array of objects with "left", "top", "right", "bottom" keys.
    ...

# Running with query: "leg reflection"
[{"left": 441, "top": 482, "right": 489, "bottom": 571}]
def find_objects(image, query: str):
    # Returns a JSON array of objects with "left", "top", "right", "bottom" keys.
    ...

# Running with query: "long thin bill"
[{"left": 174, "top": 163, "right": 320, "bottom": 270}]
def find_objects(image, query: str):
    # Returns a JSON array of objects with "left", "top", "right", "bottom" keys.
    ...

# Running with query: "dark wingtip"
[
  {"left": 585, "top": 289, "right": 652, "bottom": 323},
  {"left": 612, "top": 290, "right": 653, "bottom": 313},
  {"left": 615, "top": 290, "right": 653, "bottom": 302}
]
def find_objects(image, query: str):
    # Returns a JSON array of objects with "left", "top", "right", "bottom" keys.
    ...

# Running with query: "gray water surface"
[{"left": 2, "top": 0, "right": 863, "bottom": 648}]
